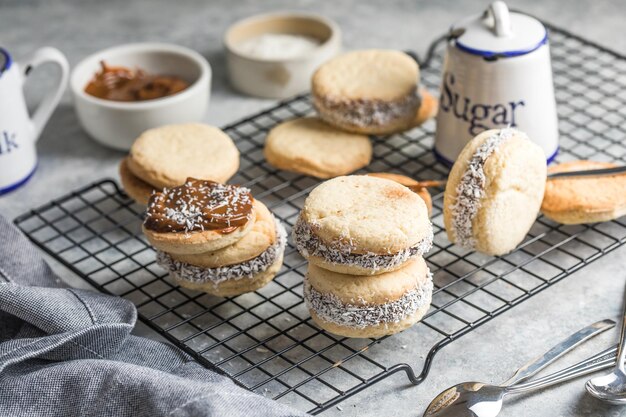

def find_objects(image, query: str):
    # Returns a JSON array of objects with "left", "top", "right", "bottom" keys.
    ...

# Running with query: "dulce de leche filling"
[
  {"left": 144, "top": 179, "right": 253, "bottom": 234},
  {"left": 85, "top": 61, "right": 188, "bottom": 102}
]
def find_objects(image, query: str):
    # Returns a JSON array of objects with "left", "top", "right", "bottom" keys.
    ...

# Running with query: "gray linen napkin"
[{"left": 0, "top": 214, "right": 306, "bottom": 417}]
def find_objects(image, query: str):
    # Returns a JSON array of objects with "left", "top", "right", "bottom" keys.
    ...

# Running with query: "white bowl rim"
[
  {"left": 224, "top": 11, "right": 341, "bottom": 63},
  {"left": 70, "top": 42, "right": 211, "bottom": 110}
]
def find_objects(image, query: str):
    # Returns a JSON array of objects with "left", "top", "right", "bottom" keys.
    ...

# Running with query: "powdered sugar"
[
  {"left": 157, "top": 219, "right": 287, "bottom": 286},
  {"left": 450, "top": 128, "right": 517, "bottom": 248},
  {"left": 292, "top": 216, "right": 433, "bottom": 272},
  {"left": 303, "top": 270, "right": 433, "bottom": 329}
]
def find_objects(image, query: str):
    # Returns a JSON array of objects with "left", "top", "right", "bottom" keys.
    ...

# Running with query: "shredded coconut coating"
[
  {"left": 303, "top": 271, "right": 433, "bottom": 329},
  {"left": 157, "top": 219, "right": 287, "bottom": 286},
  {"left": 450, "top": 128, "right": 517, "bottom": 248},
  {"left": 292, "top": 216, "right": 433, "bottom": 272},
  {"left": 314, "top": 88, "right": 420, "bottom": 128}
]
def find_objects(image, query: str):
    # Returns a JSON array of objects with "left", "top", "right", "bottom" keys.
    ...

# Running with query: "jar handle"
[{"left": 486, "top": 1, "right": 513, "bottom": 37}]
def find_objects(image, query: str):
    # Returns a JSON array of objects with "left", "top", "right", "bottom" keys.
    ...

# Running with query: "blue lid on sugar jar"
[{"left": 451, "top": 1, "right": 548, "bottom": 58}]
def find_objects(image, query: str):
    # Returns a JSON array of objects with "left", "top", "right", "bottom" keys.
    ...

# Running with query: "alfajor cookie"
[
  {"left": 412, "top": 88, "right": 438, "bottom": 128},
  {"left": 542, "top": 160, "right": 626, "bottom": 224},
  {"left": 304, "top": 257, "right": 433, "bottom": 338},
  {"left": 143, "top": 179, "right": 256, "bottom": 255},
  {"left": 443, "top": 128, "right": 546, "bottom": 256},
  {"left": 119, "top": 157, "right": 155, "bottom": 205},
  {"left": 366, "top": 172, "right": 433, "bottom": 216},
  {"left": 312, "top": 49, "right": 421, "bottom": 135},
  {"left": 293, "top": 175, "right": 433, "bottom": 275},
  {"left": 264, "top": 117, "right": 372, "bottom": 179},
  {"left": 127, "top": 123, "right": 239, "bottom": 189},
  {"left": 157, "top": 201, "right": 287, "bottom": 297}
]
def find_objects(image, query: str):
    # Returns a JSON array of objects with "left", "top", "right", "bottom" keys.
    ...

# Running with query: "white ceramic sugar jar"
[{"left": 434, "top": 1, "right": 559, "bottom": 165}]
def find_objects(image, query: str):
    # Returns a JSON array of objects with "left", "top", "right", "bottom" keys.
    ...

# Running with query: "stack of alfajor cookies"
[
  {"left": 120, "top": 123, "right": 240, "bottom": 205},
  {"left": 293, "top": 175, "right": 434, "bottom": 338},
  {"left": 144, "top": 178, "right": 287, "bottom": 297}
]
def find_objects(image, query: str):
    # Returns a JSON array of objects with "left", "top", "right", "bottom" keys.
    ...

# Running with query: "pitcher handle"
[
  {"left": 486, "top": 1, "right": 513, "bottom": 38},
  {"left": 18, "top": 47, "right": 69, "bottom": 141}
]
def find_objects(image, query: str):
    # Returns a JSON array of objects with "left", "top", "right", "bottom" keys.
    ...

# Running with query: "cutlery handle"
[
  {"left": 615, "top": 286, "right": 626, "bottom": 372},
  {"left": 507, "top": 345, "right": 618, "bottom": 394},
  {"left": 547, "top": 166, "right": 626, "bottom": 179},
  {"left": 502, "top": 319, "right": 615, "bottom": 386}
]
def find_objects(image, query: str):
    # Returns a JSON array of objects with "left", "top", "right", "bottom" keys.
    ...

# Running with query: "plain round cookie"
[
  {"left": 170, "top": 200, "right": 276, "bottom": 267},
  {"left": 443, "top": 129, "right": 546, "bottom": 256},
  {"left": 171, "top": 252, "right": 284, "bottom": 297},
  {"left": 366, "top": 172, "right": 433, "bottom": 216},
  {"left": 119, "top": 157, "right": 155, "bottom": 205},
  {"left": 304, "top": 258, "right": 432, "bottom": 338},
  {"left": 542, "top": 160, "right": 626, "bottom": 224},
  {"left": 312, "top": 49, "right": 420, "bottom": 135},
  {"left": 143, "top": 200, "right": 257, "bottom": 255},
  {"left": 264, "top": 117, "right": 372, "bottom": 179},
  {"left": 127, "top": 123, "right": 240, "bottom": 189},
  {"left": 301, "top": 175, "right": 431, "bottom": 254}
]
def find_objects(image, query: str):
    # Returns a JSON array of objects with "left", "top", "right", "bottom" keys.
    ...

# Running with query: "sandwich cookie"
[
  {"left": 412, "top": 88, "right": 438, "bottom": 128},
  {"left": 312, "top": 49, "right": 421, "bottom": 135},
  {"left": 304, "top": 257, "right": 433, "bottom": 338},
  {"left": 264, "top": 117, "right": 372, "bottom": 179},
  {"left": 157, "top": 201, "right": 287, "bottom": 297},
  {"left": 542, "top": 160, "right": 626, "bottom": 224},
  {"left": 443, "top": 128, "right": 546, "bottom": 256},
  {"left": 143, "top": 178, "right": 256, "bottom": 255},
  {"left": 119, "top": 157, "right": 155, "bottom": 205},
  {"left": 127, "top": 123, "right": 240, "bottom": 189},
  {"left": 293, "top": 175, "right": 433, "bottom": 275},
  {"left": 366, "top": 172, "right": 433, "bottom": 216}
]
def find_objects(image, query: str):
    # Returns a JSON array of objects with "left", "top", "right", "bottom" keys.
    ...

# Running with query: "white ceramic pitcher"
[
  {"left": 434, "top": 1, "right": 559, "bottom": 165},
  {"left": 0, "top": 47, "right": 69, "bottom": 194}
]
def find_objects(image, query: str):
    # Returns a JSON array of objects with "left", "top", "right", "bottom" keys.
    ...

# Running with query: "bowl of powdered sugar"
[{"left": 224, "top": 12, "right": 341, "bottom": 98}]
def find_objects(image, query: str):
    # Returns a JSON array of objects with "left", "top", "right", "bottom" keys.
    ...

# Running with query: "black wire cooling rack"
[{"left": 13, "top": 23, "right": 626, "bottom": 414}]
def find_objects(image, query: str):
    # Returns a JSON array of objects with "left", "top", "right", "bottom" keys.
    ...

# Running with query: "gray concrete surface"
[{"left": 1, "top": 0, "right": 625, "bottom": 416}]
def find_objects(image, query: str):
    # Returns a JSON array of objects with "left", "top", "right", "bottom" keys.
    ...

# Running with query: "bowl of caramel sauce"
[{"left": 71, "top": 43, "right": 211, "bottom": 150}]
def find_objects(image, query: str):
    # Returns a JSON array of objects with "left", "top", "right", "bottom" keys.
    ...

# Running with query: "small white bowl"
[
  {"left": 71, "top": 43, "right": 211, "bottom": 151},
  {"left": 224, "top": 12, "right": 341, "bottom": 99}
]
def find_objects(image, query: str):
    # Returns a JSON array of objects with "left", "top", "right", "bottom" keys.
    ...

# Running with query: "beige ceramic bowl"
[{"left": 224, "top": 12, "right": 341, "bottom": 99}]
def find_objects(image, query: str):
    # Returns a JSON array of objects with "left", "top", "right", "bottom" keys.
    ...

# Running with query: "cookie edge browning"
[
  {"left": 169, "top": 200, "right": 276, "bottom": 267},
  {"left": 142, "top": 203, "right": 257, "bottom": 255},
  {"left": 119, "top": 157, "right": 155, "bottom": 205},
  {"left": 264, "top": 118, "right": 373, "bottom": 179},
  {"left": 542, "top": 160, "right": 626, "bottom": 224}
]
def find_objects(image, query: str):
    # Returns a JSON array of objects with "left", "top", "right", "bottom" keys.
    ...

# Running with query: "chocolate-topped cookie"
[{"left": 143, "top": 179, "right": 256, "bottom": 255}]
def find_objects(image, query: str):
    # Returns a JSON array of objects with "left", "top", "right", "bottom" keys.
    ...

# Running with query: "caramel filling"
[
  {"left": 144, "top": 179, "right": 253, "bottom": 234},
  {"left": 85, "top": 61, "right": 188, "bottom": 102}
]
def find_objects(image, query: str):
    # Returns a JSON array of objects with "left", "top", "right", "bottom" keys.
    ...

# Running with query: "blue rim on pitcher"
[
  {"left": 0, "top": 164, "right": 37, "bottom": 196},
  {"left": 0, "top": 47, "right": 12, "bottom": 76}
]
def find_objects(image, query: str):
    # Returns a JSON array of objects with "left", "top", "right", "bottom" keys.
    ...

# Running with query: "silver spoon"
[
  {"left": 586, "top": 286, "right": 626, "bottom": 404},
  {"left": 423, "top": 319, "right": 615, "bottom": 417},
  {"left": 424, "top": 345, "right": 618, "bottom": 417}
]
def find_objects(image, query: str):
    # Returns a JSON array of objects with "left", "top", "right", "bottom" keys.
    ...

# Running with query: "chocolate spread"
[
  {"left": 84, "top": 61, "right": 188, "bottom": 102},
  {"left": 144, "top": 179, "right": 254, "bottom": 234}
]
